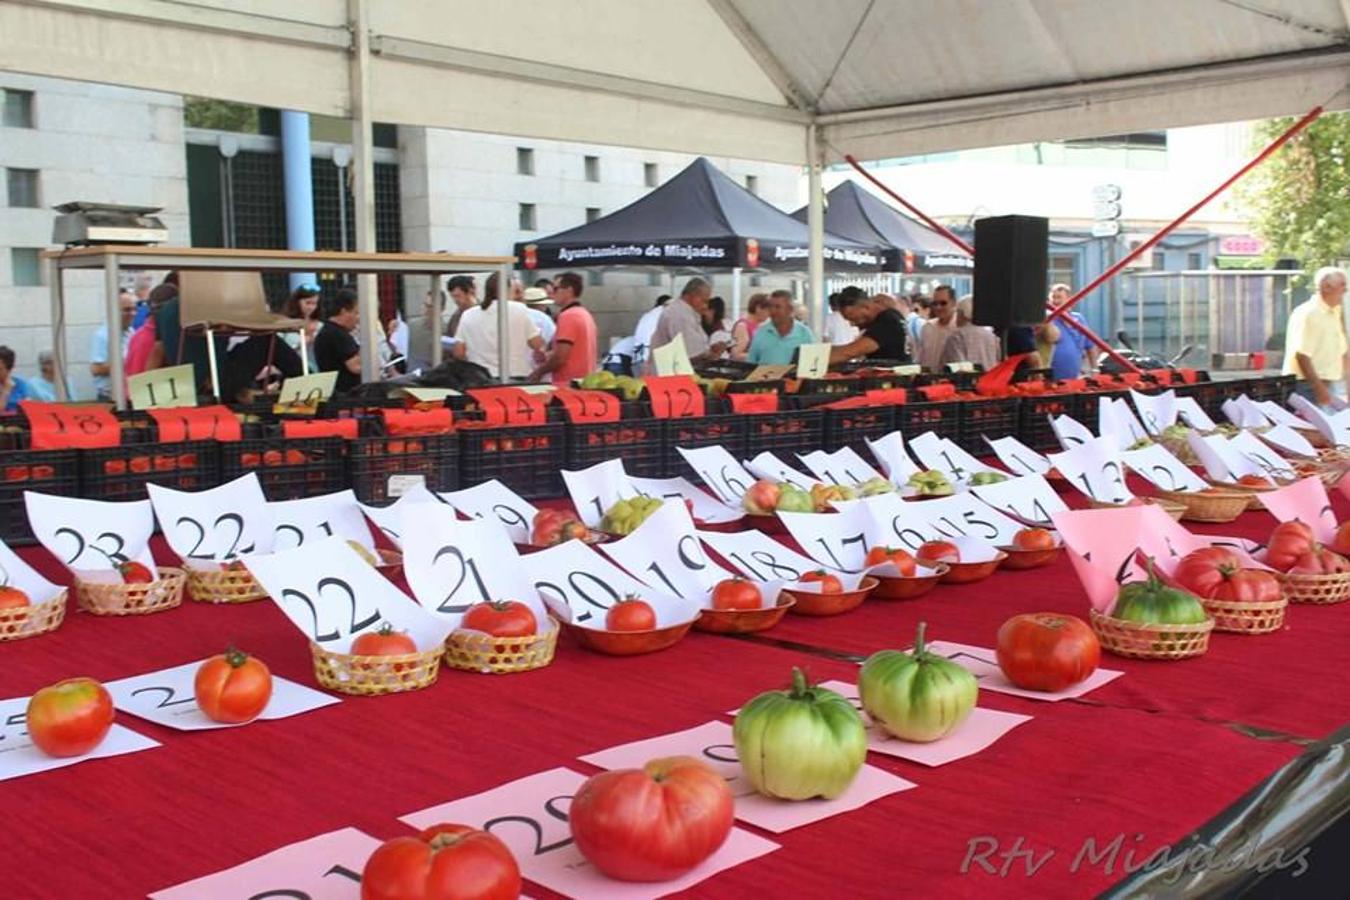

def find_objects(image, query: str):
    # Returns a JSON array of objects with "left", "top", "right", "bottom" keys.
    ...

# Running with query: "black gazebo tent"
[
  {"left": 515, "top": 157, "right": 883, "bottom": 272},
  {"left": 792, "top": 180, "right": 973, "bottom": 275}
]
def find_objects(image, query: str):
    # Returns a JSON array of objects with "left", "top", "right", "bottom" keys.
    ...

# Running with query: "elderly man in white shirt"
[
  {"left": 647, "top": 277, "right": 727, "bottom": 371},
  {"left": 1284, "top": 265, "right": 1349, "bottom": 409}
]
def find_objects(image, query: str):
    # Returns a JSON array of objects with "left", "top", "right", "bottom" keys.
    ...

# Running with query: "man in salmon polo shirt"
[{"left": 530, "top": 271, "right": 598, "bottom": 386}]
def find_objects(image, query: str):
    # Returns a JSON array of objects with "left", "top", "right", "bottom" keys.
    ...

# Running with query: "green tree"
[
  {"left": 183, "top": 97, "right": 259, "bottom": 133},
  {"left": 1244, "top": 111, "right": 1350, "bottom": 273}
]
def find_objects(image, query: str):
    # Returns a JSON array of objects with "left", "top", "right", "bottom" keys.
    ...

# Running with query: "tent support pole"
[
  {"left": 430, "top": 273, "right": 443, "bottom": 367},
  {"left": 105, "top": 254, "right": 127, "bottom": 409},
  {"left": 806, "top": 124, "right": 826, "bottom": 339},
  {"left": 349, "top": 0, "right": 381, "bottom": 383},
  {"left": 731, "top": 266, "right": 743, "bottom": 323},
  {"left": 497, "top": 263, "right": 512, "bottom": 383}
]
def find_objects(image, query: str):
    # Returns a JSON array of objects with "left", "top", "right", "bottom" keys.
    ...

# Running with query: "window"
[
  {"left": 1151, "top": 251, "right": 1168, "bottom": 271},
  {"left": 6, "top": 168, "right": 38, "bottom": 207},
  {"left": 1187, "top": 252, "right": 1203, "bottom": 271},
  {"left": 745, "top": 174, "right": 759, "bottom": 195},
  {"left": 588, "top": 270, "right": 603, "bottom": 286},
  {"left": 1047, "top": 253, "right": 1077, "bottom": 291},
  {"left": 518, "top": 203, "right": 536, "bottom": 231},
  {"left": 644, "top": 162, "right": 659, "bottom": 187},
  {"left": 585, "top": 207, "right": 601, "bottom": 223},
  {"left": 10, "top": 248, "right": 42, "bottom": 286},
  {"left": 2, "top": 88, "right": 34, "bottom": 128},
  {"left": 648, "top": 272, "right": 665, "bottom": 287},
  {"left": 516, "top": 147, "right": 534, "bottom": 176},
  {"left": 584, "top": 155, "right": 600, "bottom": 182}
]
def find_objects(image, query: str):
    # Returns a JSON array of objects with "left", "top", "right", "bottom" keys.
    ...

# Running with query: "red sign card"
[
  {"left": 467, "top": 388, "right": 549, "bottom": 426},
  {"left": 21, "top": 401, "right": 121, "bottom": 449},
  {"left": 148, "top": 406, "right": 243, "bottom": 443},
  {"left": 552, "top": 388, "right": 621, "bottom": 423},
  {"left": 281, "top": 419, "right": 359, "bottom": 439},
  {"left": 728, "top": 392, "right": 779, "bottom": 414},
  {"left": 380, "top": 408, "right": 454, "bottom": 435},
  {"left": 644, "top": 376, "right": 706, "bottom": 418}
]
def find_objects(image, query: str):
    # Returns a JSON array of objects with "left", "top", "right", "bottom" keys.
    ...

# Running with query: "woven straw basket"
[
  {"left": 1277, "top": 571, "right": 1350, "bottom": 605},
  {"left": 1199, "top": 596, "right": 1287, "bottom": 634},
  {"left": 1089, "top": 608, "right": 1214, "bottom": 659},
  {"left": 0, "top": 590, "right": 67, "bottom": 641},
  {"left": 1087, "top": 498, "right": 1186, "bottom": 521},
  {"left": 444, "top": 618, "right": 559, "bottom": 674},
  {"left": 1203, "top": 479, "right": 1277, "bottom": 511},
  {"left": 1154, "top": 488, "right": 1249, "bottom": 523},
  {"left": 310, "top": 642, "right": 443, "bottom": 695},
  {"left": 77, "top": 568, "right": 186, "bottom": 616},
  {"left": 187, "top": 566, "right": 268, "bottom": 604}
]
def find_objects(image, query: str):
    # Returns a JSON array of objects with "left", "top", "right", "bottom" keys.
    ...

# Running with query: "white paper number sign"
[
  {"left": 440, "top": 479, "right": 537, "bottom": 544},
  {"left": 908, "top": 492, "right": 1026, "bottom": 546},
  {"left": 601, "top": 501, "right": 736, "bottom": 603},
  {"left": 0, "top": 539, "right": 64, "bottom": 607},
  {"left": 1130, "top": 389, "right": 1177, "bottom": 435},
  {"left": 1048, "top": 437, "right": 1133, "bottom": 504},
  {"left": 1120, "top": 443, "right": 1208, "bottom": 493},
  {"left": 106, "top": 660, "right": 338, "bottom": 731},
  {"left": 776, "top": 504, "right": 875, "bottom": 572},
  {"left": 0, "top": 695, "right": 159, "bottom": 782},
  {"left": 1050, "top": 413, "right": 1095, "bottom": 449},
  {"left": 401, "top": 515, "right": 544, "bottom": 626},
  {"left": 24, "top": 492, "right": 156, "bottom": 580},
  {"left": 628, "top": 476, "right": 742, "bottom": 525},
  {"left": 561, "top": 458, "right": 639, "bottom": 528},
  {"left": 983, "top": 435, "right": 1052, "bottom": 476},
  {"left": 865, "top": 431, "right": 921, "bottom": 485},
  {"left": 969, "top": 475, "right": 1068, "bottom": 528},
  {"left": 522, "top": 539, "right": 698, "bottom": 627},
  {"left": 150, "top": 828, "right": 378, "bottom": 900},
  {"left": 677, "top": 445, "right": 757, "bottom": 505},
  {"left": 908, "top": 432, "right": 1001, "bottom": 483},
  {"left": 743, "top": 452, "right": 815, "bottom": 491},
  {"left": 798, "top": 447, "right": 884, "bottom": 486},
  {"left": 148, "top": 474, "right": 275, "bottom": 569},
  {"left": 270, "top": 490, "right": 374, "bottom": 552},
  {"left": 698, "top": 528, "right": 824, "bottom": 585}
]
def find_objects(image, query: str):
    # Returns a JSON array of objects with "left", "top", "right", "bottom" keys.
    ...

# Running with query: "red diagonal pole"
[{"left": 843, "top": 153, "right": 1140, "bottom": 373}]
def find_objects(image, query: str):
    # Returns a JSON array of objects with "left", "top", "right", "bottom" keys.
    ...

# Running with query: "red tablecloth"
[{"left": 2, "top": 492, "right": 1345, "bottom": 899}]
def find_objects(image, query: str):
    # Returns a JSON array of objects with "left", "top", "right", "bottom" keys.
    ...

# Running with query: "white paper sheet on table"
[
  {"left": 521, "top": 539, "right": 699, "bottom": 627},
  {"left": 1259, "top": 424, "right": 1318, "bottom": 458},
  {"left": 439, "top": 479, "right": 537, "bottom": 544},
  {"left": 698, "top": 527, "right": 828, "bottom": 587},
  {"left": 865, "top": 431, "right": 922, "bottom": 484},
  {"left": 23, "top": 493, "right": 156, "bottom": 581},
  {"left": 743, "top": 451, "right": 815, "bottom": 491},
  {"left": 1048, "top": 436, "right": 1133, "bottom": 504},
  {"left": 248, "top": 537, "right": 450, "bottom": 653},
  {"left": 983, "top": 435, "right": 1052, "bottom": 476},
  {"left": 969, "top": 475, "right": 1068, "bottom": 528},
  {"left": 149, "top": 827, "right": 380, "bottom": 900},
  {"left": 908, "top": 431, "right": 1001, "bottom": 483},
  {"left": 578, "top": 721, "right": 916, "bottom": 834},
  {"left": 1050, "top": 413, "right": 1095, "bottom": 449},
  {"left": 148, "top": 474, "right": 275, "bottom": 569},
  {"left": 1229, "top": 430, "right": 1298, "bottom": 480},
  {"left": 1098, "top": 397, "right": 1148, "bottom": 450},
  {"left": 904, "top": 492, "right": 1027, "bottom": 546},
  {"left": 677, "top": 445, "right": 756, "bottom": 506},
  {"left": 106, "top": 660, "right": 339, "bottom": 731},
  {"left": 1120, "top": 442, "right": 1209, "bottom": 493},
  {"left": 1174, "top": 396, "right": 1217, "bottom": 431},
  {"left": 1222, "top": 396, "right": 1268, "bottom": 429},
  {"left": 840, "top": 492, "right": 943, "bottom": 554},
  {"left": 401, "top": 513, "right": 544, "bottom": 625},
  {"left": 1256, "top": 399, "right": 1312, "bottom": 430},
  {"left": 0, "top": 695, "right": 159, "bottom": 782},
  {"left": 777, "top": 503, "right": 876, "bottom": 571},
  {"left": 1186, "top": 431, "right": 1256, "bottom": 481},
  {"left": 797, "top": 447, "right": 885, "bottom": 487},
  {"left": 920, "top": 641, "right": 1124, "bottom": 701},
  {"left": 628, "top": 476, "right": 742, "bottom": 525},
  {"left": 1130, "top": 389, "right": 1177, "bottom": 434},
  {"left": 1288, "top": 393, "right": 1350, "bottom": 445},
  {"left": 269, "top": 490, "right": 374, "bottom": 552},
  {"left": 399, "top": 767, "right": 780, "bottom": 900},
  {"left": 601, "top": 501, "right": 736, "bottom": 604},
  {"left": 561, "top": 457, "right": 639, "bottom": 528},
  {"left": 0, "top": 539, "right": 64, "bottom": 607}
]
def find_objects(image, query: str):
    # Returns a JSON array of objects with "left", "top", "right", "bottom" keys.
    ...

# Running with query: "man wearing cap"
[
  {"left": 519, "top": 283, "right": 556, "bottom": 374},
  {"left": 530, "top": 272, "right": 597, "bottom": 386}
]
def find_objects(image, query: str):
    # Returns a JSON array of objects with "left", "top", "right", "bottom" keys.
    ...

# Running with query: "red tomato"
[
  {"left": 570, "top": 756, "right": 734, "bottom": 882},
  {"left": 530, "top": 509, "right": 589, "bottom": 547},
  {"left": 710, "top": 577, "right": 762, "bottom": 611},
  {"left": 351, "top": 623, "right": 418, "bottom": 656},
  {"left": 606, "top": 597, "right": 657, "bottom": 632},
  {"left": 1211, "top": 569, "right": 1282, "bottom": 604},
  {"left": 1237, "top": 474, "right": 1273, "bottom": 488},
  {"left": 361, "top": 823, "right": 521, "bottom": 900},
  {"left": 864, "top": 545, "right": 917, "bottom": 576},
  {"left": 25, "top": 677, "right": 115, "bottom": 758},
  {"left": 194, "top": 649, "right": 273, "bottom": 725},
  {"left": 799, "top": 570, "right": 843, "bottom": 593},
  {"left": 1266, "top": 521, "right": 1316, "bottom": 572},
  {"left": 102, "top": 460, "right": 125, "bottom": 476},
  {"left": 118, "top": 561, "right": 155, "bottom": 584},
  {"left": 262, "top": 450, "right": 283, "bottom": 466},
  {"left": 1288, "top": 547, "right": 1350, "bottom": 575},
  {"left": 462, "top": 600, "right": 538, "bottom": 637},
  {"left": 0, "top": 586, "right": 30, "bottom": 609},
  {"left": 129, "top": 456, "right": 152, "bottom": 474},
  {"left": 917, "top": 540, "right": 961, "bottom": 565},
  {"left": 1172, "top": 547, "right": 1243, "bottom": 599},
  {"left": 1332, "top": 522, "right": 1350, "bottom": 558},
  {"left": 284, "top": 449, "right": 307, "bottom": 465},
  {"left": 996, "top": 613, "right": 1101, "bottom": 693},
  {"left": 1012, "top": 528, "right": 1056, "bottom": 552}
]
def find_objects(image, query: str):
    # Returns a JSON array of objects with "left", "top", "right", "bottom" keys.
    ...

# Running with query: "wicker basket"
[
  {"left": 0, "top": 590, "right": 68, "bottom": 641},
  {"left": 1277, "top": 571, "right": 1350, "bottom": 605},
  {"left": 443, "top": 617, "right": 559, "bottom": 674},
  {"left": 1203, "top": 479, "right": 1276, "bottom": 512},
  {"left": 1154, "top": 488, "right": 1250, "bottom": 523},
  {"left": 1087, "top": 498, "right": 1186, "bottom": 521},
  {"left": 187, "top": 566, "right": 268, "bottom": 604},
  {"left": 76, "top": 568, "right": 186, "bottom": 615},
  {"left": 1089, "top": 608, "right": 1214, "bottom": 659},
  {"left": 1200, "top": 595, "right": 1288, "bottom": 634},
  {"left": 1297, "top": 427, "right": 1331, "bottom": 449},
  {"left": 310, "top": 641, "right": 443, "bottom": 695},
  {"left": 1158, "top": 437, "right": 1198, "bottom": 466}
]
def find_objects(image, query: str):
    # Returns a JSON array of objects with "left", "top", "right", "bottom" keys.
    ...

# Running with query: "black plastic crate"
[
  {"left": 895, "top": 401, "right": 960, "bottom": 444},
  {"left": 79, "top": 441, "right": 219, "bottom": 501},
  {"left": 1017, "top": 393, "right": 1081, "bottom": 451},
  {"left": 0, "top": 449, "right": 79, "bottom": 546},
  {"left": 565, "top": 416, "right": 666, "bottom": 477},
  {"left": 958, "top": 397, "right": 1021, "bottom": 452},
  {"left": 797, "top": 377, "right": 861, "bottom": 397},
  {"left": 349, "top": 433, "right": 459, "bottom": 504},
  {"left": 1248, "top": 375, "right": 1294, "bottom": 404},
  {"left": 458, "top": 422, "right": 564, "bottom": 500},
  {"left": 745, "top": 407, "right": 825, "bottom": 459},
  {"left": 219, "top": 437, "right": 347, "bottom": 501},
  {"left": 663, "top": 413, "right": 747, "bottom": 479},
  {"left": 822, "top": 404, "right": 896, "bottom": 455}
]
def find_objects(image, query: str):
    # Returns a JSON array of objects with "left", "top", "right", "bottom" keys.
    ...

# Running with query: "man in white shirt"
[
  {"left": 632, "top": 294, "right": 670, "bottom": 369},
  {"left": 821, "top": 292, "right": 861, "bottom": 345},
  {"left": 1284, "top": 266, "right": 1348, "bottom": 409},
  {"left": 521, "top": 286, "right": 556, "bottom": 374},
  {"left": 456, "top": 273, "right": 544, "bottom": 380}
]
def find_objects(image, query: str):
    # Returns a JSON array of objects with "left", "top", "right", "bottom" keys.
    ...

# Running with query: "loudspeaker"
[{"left": 973, "top": 215, "right": 1049, "bottom": 329}]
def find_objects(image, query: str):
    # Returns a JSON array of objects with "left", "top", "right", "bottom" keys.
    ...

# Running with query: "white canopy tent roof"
[{"left": 5, "top": 0, "right": 1347, "bottom": 372}]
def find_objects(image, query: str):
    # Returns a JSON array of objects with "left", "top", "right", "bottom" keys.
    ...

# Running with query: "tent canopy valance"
[{"left": 514, "top": 157, "right": 885, "bottom": 272}]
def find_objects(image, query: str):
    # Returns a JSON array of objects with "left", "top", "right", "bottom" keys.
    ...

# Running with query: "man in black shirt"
[
  {"left": 828, "top": 286, "right": 912, "bottom": 364},
  {"left": 313, "top": 288, "right": 363, "bottom": 393}
]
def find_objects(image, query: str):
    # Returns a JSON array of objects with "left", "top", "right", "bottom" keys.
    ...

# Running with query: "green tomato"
[
  {"left": 969, "top": 472, "right": 1008, "bottom": 486},
  {"left": 733, "top": 667, "right": 867, "bottom": 801},
  {"left": 859, "top": 622, "right": 977, "bottom": 743},
  {"left": 775, "top": 485, "right": 815, "bottom": 513},
  {"left": 1112, "top": 561, "right": 1207, "bottom": 626}
]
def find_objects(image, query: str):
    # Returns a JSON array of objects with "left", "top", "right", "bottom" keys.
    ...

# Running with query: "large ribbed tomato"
[
  {"left": 1288, "top": 547, "right": 1350, "bottom": 575},
  {"left": 1172, "top": 547, "right": 1243, "bottom": 599},
  {"left": 569, "top": 756, "right": 733, "bottom": 882},
  {"left": 1211, "top": 569, "right": 1281, "bottom": 604},
  {"left": 361, "top": 823, "right": 520, "bottom": 900},
  {"left": 1265, "top": 521, "right": 1316, "bottom": 572},
  {"left": 995, "top": 613, "right": 1100, "bottom": 693}
]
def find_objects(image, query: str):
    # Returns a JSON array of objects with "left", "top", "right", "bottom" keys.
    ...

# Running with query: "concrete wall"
[{"left": 0, "top": 73, "right": 189, "bottom": 398}]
